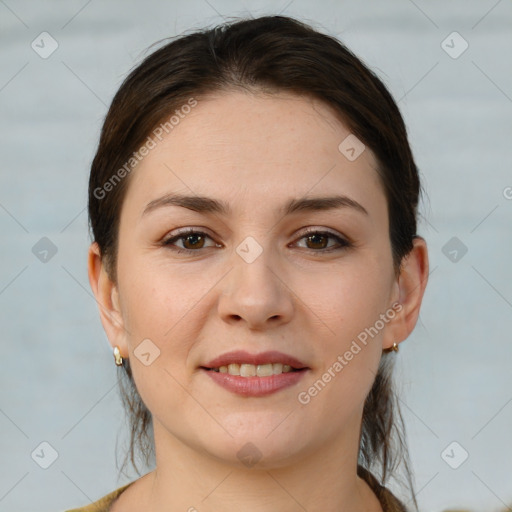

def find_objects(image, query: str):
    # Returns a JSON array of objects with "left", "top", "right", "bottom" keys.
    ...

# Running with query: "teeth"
[
  {"left": 212, "top": 363, "right": 296, "bottom": 377},
  {"left": 227, "top": 363, "right": 240, "bottom": 375}
]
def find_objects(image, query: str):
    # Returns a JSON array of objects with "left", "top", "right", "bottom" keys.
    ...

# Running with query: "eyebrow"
[{"left": 142, "top": 193, "right": 369, "bottom": 218}]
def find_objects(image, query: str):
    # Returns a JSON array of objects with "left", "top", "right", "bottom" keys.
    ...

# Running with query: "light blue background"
[{"left": 1, "top": 1, "right": 511, "bottom": 511}]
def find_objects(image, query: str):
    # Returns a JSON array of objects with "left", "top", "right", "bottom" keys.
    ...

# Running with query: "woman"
[{"left": 67, "top": 14, "right": 429, "bottom": 512}]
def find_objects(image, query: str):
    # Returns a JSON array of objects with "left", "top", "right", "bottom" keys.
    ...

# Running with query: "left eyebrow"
[{"left": 141, "top": 193, "right": 369, "bottom": 218}]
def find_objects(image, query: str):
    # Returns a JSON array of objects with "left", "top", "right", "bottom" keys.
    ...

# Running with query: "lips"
[{"left": 201, "top": 350, "right": 308, "bottom": 370}]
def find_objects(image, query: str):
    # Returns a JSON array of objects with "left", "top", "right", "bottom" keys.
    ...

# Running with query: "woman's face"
[{"left": 96, "top": 90, "right": 408, "bottom": 468}]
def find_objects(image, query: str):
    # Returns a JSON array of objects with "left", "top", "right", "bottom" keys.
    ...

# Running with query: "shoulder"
[{"left": 64, "top": 482, "right": 134, "bottom": 512}]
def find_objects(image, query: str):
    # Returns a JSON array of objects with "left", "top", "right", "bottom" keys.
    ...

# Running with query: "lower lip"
[{"left": 201, "top": 368, "right": 308, "bottom": 397}]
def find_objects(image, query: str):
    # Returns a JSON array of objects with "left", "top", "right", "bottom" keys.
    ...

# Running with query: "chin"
[{"left": 201, "top": 423, "right": 310, "bottom": 470}]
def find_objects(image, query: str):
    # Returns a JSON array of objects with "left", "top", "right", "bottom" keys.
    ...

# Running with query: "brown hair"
[{"left": 88, "top": 14, "right": 423, "bottom": 510}]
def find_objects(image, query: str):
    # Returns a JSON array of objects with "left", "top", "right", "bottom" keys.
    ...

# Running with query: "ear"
[
  {"left": 87, "top": 242, "right": 129, "bottom": 358},
  {"left": 383, "top": 236, "right": 429, "bottom": 350}
]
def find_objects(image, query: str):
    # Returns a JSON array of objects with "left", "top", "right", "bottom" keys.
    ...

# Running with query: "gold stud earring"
[
  {"left": 384, "top": 342, "right": 399, "bottom": 353},
  {"left": 113, "top": 346, "right": 124, "bottom": 366}
]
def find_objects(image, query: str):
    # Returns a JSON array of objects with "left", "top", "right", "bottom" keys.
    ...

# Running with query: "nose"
[{"left": 217, "top": 241, "right": 294, "bottom": 330}]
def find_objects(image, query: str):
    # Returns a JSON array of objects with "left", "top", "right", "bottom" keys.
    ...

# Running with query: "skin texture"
[{"left": 88, "top": 90, "right": 429, "bottom": 512}]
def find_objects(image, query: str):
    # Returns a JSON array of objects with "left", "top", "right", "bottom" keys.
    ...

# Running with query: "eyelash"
[{"left": 161, "top": 228, "right": 352, "bottom": 255}]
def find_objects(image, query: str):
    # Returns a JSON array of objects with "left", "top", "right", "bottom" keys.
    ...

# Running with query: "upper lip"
[{"left": 202, "top": 350, "right": 308, "bottom": 370}]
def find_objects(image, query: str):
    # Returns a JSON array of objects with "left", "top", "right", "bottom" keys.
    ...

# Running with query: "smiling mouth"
[{"left": 201, "top": 363, "right": 304, "bottom": 377}]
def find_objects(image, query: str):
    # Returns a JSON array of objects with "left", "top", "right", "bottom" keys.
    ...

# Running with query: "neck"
[{"left": 141, "top": 413, "right": 382, "bottom": 512}]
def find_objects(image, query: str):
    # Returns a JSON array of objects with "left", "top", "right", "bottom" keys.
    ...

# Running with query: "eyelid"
[{"left": 294, "top": 226, "right": 347, "bottom": 239}]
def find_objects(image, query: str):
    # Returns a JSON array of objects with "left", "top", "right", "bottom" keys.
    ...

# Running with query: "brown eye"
[
  {"left": 294, "top": 230, "right": 351, "bottom": 252},
  {"left": 305, "top": 233, "right": 329, "bottom": 250},
  {"left": 180, "top": 233, "right": 206, "bottom": 250},
  {"left": 162, "top": 229, "right": 218, "bottom": 253}
]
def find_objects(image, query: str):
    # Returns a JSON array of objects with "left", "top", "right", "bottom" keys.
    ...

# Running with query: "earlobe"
[
  {"left": 87, "top": 242, "right": 128, "bottom": 357},
  {"left": 383, "top": 236, "right": 429, "bottom": 350}
]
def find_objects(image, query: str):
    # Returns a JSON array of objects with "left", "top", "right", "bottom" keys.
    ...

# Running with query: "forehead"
[{"left": 121, "top": 90, "right": 384, "bottom": 220}]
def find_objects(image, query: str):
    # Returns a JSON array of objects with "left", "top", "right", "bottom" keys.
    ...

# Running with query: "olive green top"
[{"left": 64, "top": 465, "right": 408, "bottom": 511}]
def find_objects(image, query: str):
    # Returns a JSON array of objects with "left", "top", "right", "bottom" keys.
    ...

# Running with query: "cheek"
[
  {"left": 117, "top": 254, "right": 212, "bottom": 380},
  {"left": 118, "top": 275, "right": 199, "bottom": 419},
  {"left": 117, "top": 250, "right": 194, "bottom": 334},
  {"left": 302, "top": 260, "right": 391, "bottom": 340},
  {"left": 299, "top": 273, "right": 385, "bottom": 424},
  {"left": 300, "top": 258, "right": 391, "bottom": 408}
]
